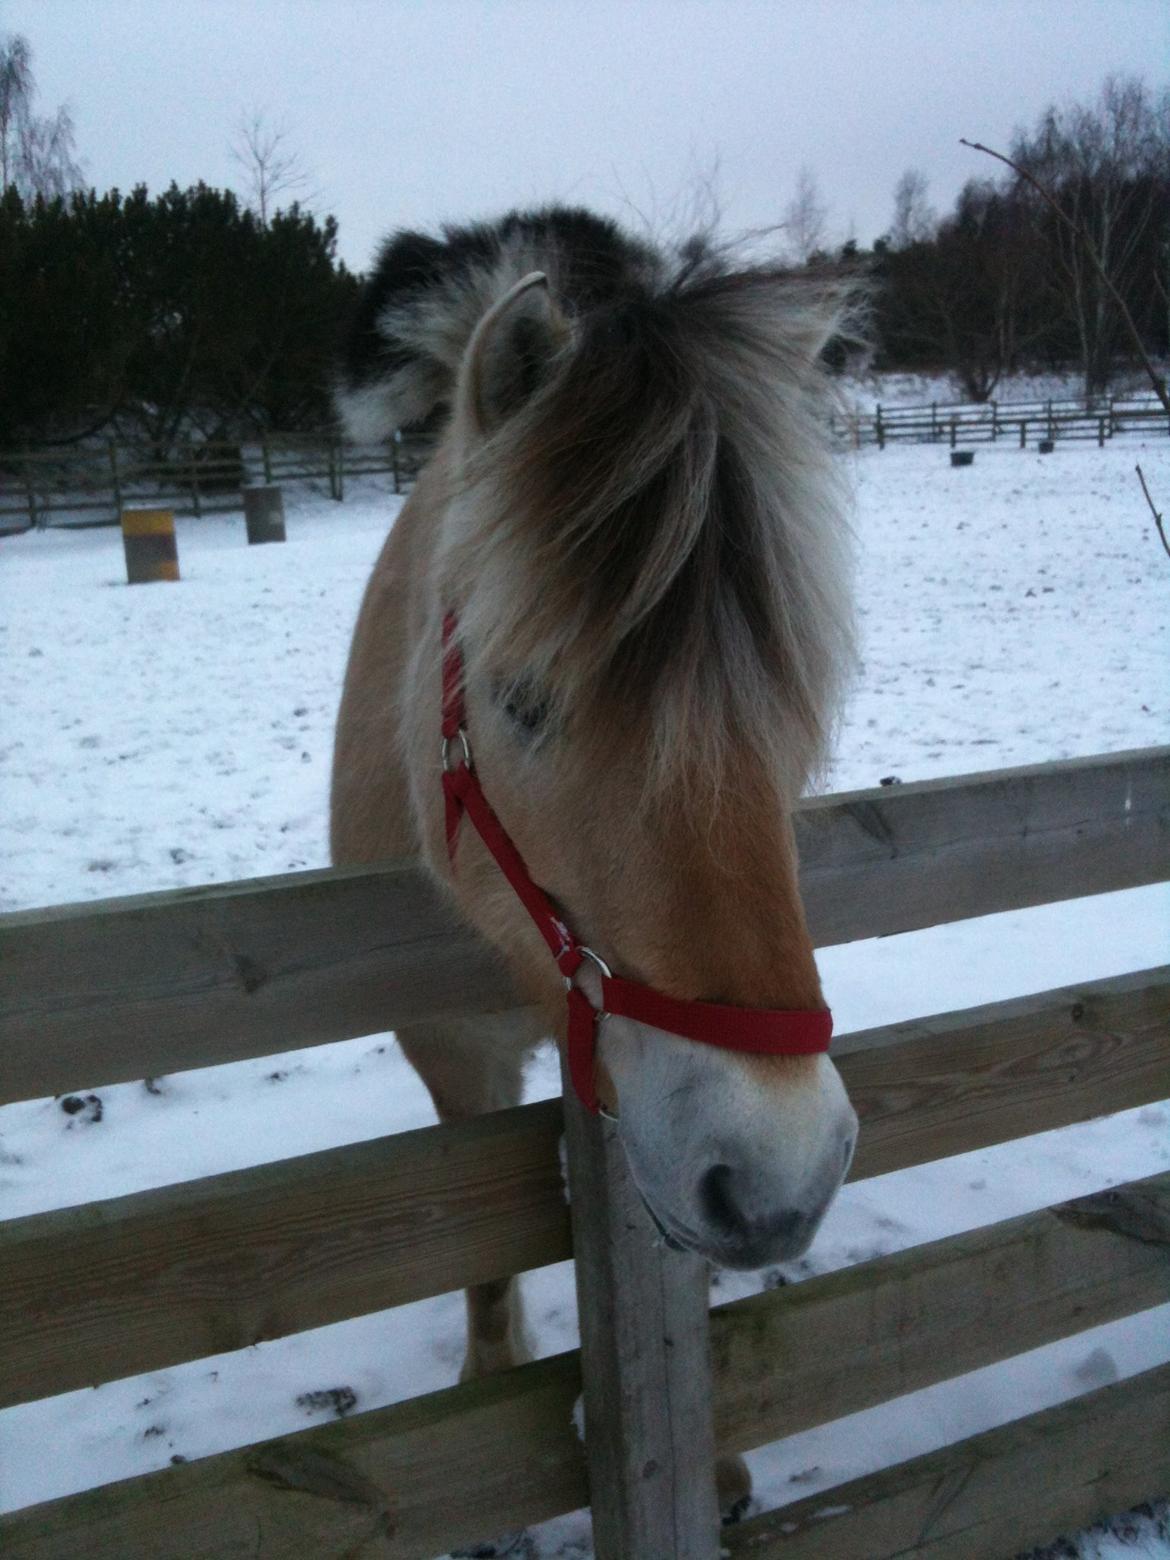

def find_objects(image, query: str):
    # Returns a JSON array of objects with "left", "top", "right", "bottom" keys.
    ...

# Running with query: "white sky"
[{"left": 6, "top": 0, "right": 1167, "bottom": 271}]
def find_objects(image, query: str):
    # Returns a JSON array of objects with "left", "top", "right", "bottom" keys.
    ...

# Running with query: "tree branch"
[
  {"left": 1136, "top": 464, "right": 1170, "bottom": 560},
  {"left": 959, "top": 138, "right": 1169, "bottom": 414}
]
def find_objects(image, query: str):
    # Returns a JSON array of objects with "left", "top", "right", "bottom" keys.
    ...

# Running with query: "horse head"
[{"left": 337, "top": 209, "right": 860, "bottom": 1269}]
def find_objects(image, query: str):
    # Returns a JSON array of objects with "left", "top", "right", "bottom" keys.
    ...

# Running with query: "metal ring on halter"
[
  {"left": 441, "top": 728, "right": 472, "bottom": 773},
  {"left": 565, "top": 947, "right": 619, "bottom": 1121},
  {"left": 563, "top": 945, "right": 612, "bottom": 990}
]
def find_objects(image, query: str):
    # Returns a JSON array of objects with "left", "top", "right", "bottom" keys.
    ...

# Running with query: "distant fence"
[
  {"left": 5, "top": 393, "right": 1168, "bottom": 538},
  {"left": 0, "top": 434, "right": 429, "bottom": 536},
  {"left": 832, "top": 390, "right": 1170, "bottom": 450},
  {"left": 1, "top": 747, "right": 1168, "bottom": 1558}
]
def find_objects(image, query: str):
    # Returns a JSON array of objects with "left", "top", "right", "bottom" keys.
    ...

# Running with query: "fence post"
[
  {"left": 23, "top": 451, "right": 39, "bottom": 530},
  {"left": 1020, "top": 419, "right": 1027, "bottom": 449},
  {"left": 931, "top": 401, "right": 937, "bottom": 440},
  {"left": 243, "top": 486, "right": 286, "bottom": 544},
  {"left": 950, "top": 417, "right": 958, "bottom": 449},
  {"left": 121, "top": 508, "right": 179, "bottom": 583},
  {"left": 108, "top": 440, "right": 123, "bottom": 517},
  {"left": 559, "top": 1053, "right": 721, "bottom": 1559},
  {"left": 1098, "top": 416, "right": 1106, "bottom": 449},
  {"left": 188, "top": 445, "right": 202, "bottom": 518},
  {"left": 992, "top": 400, "right": 999, "bottom": 441},
  {"left": 875, "top": 405, "right": 884, "bottom": 450},
  {"left": 261, "top": 437, "right": 273, "bottom": 486}
]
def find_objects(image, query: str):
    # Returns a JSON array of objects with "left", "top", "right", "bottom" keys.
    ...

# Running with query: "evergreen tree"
[{"left": 0, "top": 181, "right": 358, "bottom": 448}]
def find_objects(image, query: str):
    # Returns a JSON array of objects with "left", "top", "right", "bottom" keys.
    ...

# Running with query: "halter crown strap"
[{"left": 439, "top": 611, "right": 832, "bottom": 1113}]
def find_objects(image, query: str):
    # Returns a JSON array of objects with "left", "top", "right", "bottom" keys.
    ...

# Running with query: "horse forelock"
[{"left": 440, "top": 247, "right": 858, "bottom": 808}]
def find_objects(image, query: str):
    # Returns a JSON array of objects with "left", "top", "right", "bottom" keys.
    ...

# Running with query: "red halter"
[{"left": 440, "top": 611, "right": 832, "bottom": 1113}]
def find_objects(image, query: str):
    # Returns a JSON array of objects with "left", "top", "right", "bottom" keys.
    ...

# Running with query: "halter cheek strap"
[{"left": 439, "top": 611, "right": 832, "bottom": 1113}]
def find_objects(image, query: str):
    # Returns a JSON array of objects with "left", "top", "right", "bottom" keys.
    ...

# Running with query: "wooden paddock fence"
[
  {"left": 0, "top": 434, "right": 430, "bottom": 535},
  {"left": 1, "top": 747, "right": 1168, "bottom": 1558},
  {"left": 5, "top": 388, "right": 1168, "bottom": 536},
  {"left": 831, "top": 390, "right": 1170, "bottom": 450}
]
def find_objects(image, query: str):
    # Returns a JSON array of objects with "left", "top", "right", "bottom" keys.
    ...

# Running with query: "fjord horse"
[{"left": 331, "top": 210, "right": 858, "bottom": 1509}]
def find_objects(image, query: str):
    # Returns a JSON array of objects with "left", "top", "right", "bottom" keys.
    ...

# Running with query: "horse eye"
[{"left": 494, "top": 676, "right": 550, "bottom": 739}]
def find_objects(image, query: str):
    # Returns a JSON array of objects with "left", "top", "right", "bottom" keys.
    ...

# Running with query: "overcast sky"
[{"left": 6, "top": 0, "right": 1167, "bottom": 270}]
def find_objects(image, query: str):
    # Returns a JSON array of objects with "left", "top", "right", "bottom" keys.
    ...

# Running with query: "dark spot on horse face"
[{"left": 492, "top": 674, "right": 553, "bottom": 742}]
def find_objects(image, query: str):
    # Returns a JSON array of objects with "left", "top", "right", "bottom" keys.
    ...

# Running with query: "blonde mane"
[{"left": 339, "top": 212, "right": 860, "bottom": 803}]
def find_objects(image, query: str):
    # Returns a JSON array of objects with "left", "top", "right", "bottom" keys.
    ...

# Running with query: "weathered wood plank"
[
  {"left": 2, "top": 748, "right": 1165, "bottom": 1105},
  {"left": 709, "top": 1170, "right": 1170, "bottom": 1456},
  {"left": 0, "top": 1099, "right": 569, "bottom": 1410},
  {"left": 840, "top": 963, "right": 1170, "bottom": 1181},
  {"left": 3, "top": 1176, "right": 1166, "bottom": 1557},
  {"left": 722, "top": 1363, "right": 1170, "bottom": 1559},
  {"left": 0, "top": 860, "right": 516, "bottom": 1106},
  {"left": 558, "top": 1052, "right": 720, "bottom": 1560},
  {"left": 4, "top": 968, "right": 1167, "bottom": 1408},
  {"left": 797, "top": 744, "right": 1170, "bottom": 946},
  {"left": 0, "top": 1350, "right": 588, "bottom": 1560}
]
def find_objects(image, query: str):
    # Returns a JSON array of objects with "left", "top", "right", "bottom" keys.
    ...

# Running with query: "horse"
[{"left": 330, "top": 206, "right": 860, "bottom": 1518}]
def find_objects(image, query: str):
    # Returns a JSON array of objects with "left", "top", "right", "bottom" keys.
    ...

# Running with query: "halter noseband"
[{"left": 439, "top": 610, "right": 832, "bottom": 1114}]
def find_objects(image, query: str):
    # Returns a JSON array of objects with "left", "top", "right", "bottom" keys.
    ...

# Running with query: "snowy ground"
[
  {"left": 1, "top": 433, "right": 1168, "bottom": 1556},
  {"left": 840, "top": 365, "right": 1164, "bottom": 411}
]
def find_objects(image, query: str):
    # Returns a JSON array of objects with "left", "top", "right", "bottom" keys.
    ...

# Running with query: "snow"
[
  {"left": 1, "top": 434, "right": 1168, "bottom": 1556},
  {"left": 840, "top": 366, "right": 1164, "bottom": 411}
]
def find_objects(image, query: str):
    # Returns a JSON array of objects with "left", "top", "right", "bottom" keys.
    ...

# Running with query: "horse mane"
[{"left": 338, "top": 207, "right": 861, "bottom": 803}]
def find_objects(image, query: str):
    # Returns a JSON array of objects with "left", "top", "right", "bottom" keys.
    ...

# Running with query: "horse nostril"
[
  {"left": 699, "top": 1163, "right": 803, "bottom": 1244},
  {"left": 699, "top": 1163, "right": 740, "bottom": 1233}
]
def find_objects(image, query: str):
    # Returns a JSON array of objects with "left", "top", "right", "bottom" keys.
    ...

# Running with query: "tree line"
[
  {"left": 860, "top": 76, "right": 1169, "bottom": 400},
  {"left": 1, "top": 34, "right": 356, "bottom": 453},
  {"left": 1, "top": 32, "right": 1166, "bottom": 451},
  {"left": 0, "top": 181, "right": 358, "bottom": 450}
]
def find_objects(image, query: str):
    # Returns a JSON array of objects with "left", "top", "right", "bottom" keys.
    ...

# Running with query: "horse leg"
[{"left": 397, "top": 1008, "right": 544, "bottom": 1381}]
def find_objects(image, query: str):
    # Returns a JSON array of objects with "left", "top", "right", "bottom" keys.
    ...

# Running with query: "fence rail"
[
  {"left": 4, "top": 389, "right": 1167, "bottom": 536},
  {"left": 1, "top": 747, "right": 1168, "bottom": 1558},
  {"left": 4, "top": 746, "right": 1165, "bottom": 1106},
  {"left": 4, "top": 963, "right": 1166, "bottom": 1412},
  {"left": 831, "top": 390, "right": 1170, "bottom": 450},
  {"left": 725, "top": 1364, "right": 1170, "bottom": 1560},
  {"left": 0, "top": 434, "right": 429, "bottom": 533}
]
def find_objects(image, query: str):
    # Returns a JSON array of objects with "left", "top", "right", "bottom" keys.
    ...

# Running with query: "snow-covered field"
[
  {"left": 841, "top": 366, "right": 1163, "bottom": 411},
  {"left": 1, "top": 434, "right": 1168, "bottom": 1556}
]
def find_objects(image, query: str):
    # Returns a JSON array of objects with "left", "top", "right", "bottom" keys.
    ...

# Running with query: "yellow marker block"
[{"left": 121, "top": 508, "right": 179, "bottom": 583}]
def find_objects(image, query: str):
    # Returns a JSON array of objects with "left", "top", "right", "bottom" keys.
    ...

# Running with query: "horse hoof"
[{"left": 717, "top": 1451, "right": 755, "bottom": 1526}]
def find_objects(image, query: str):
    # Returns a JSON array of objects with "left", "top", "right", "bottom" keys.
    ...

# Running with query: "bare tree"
[
  {"left": 963, "top": 114, "right": 1169, "bottom": 412},
  {"left": 230, "top": 110, "right": 312, "bottom": 226},
  {"left": 964, "top": 93, "right": 1170, "bottom": 568},
  {"left": 783, "top": 165, "right": 828, "bottom": 264},
  {"left": 0, "top": 33, "right": 83, "bottom": 199},
  {"left": 1005, "top": 75, "right": 1167, "bottom": 395},
  {"left": 889, "top": 168, "right": 936, "bottom": 249}
]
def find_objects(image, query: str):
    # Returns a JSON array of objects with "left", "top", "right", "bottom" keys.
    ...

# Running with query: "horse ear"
[{"left": 461, "top": 271, "right": 569, "bottom": 437}]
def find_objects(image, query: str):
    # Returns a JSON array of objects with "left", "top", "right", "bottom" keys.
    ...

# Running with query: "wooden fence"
[
  {"left": 0, "top": 434, "right": 429, "bottom": 534},
  {"left": 1, "top": 746, "right": 1168, "bottom": 1558},
  {"left": 831, "top": 391, "right": 1170, "bottom": 450},
  {"left": 5, "top": 388, "right": 1168, "bottom": 536}
]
